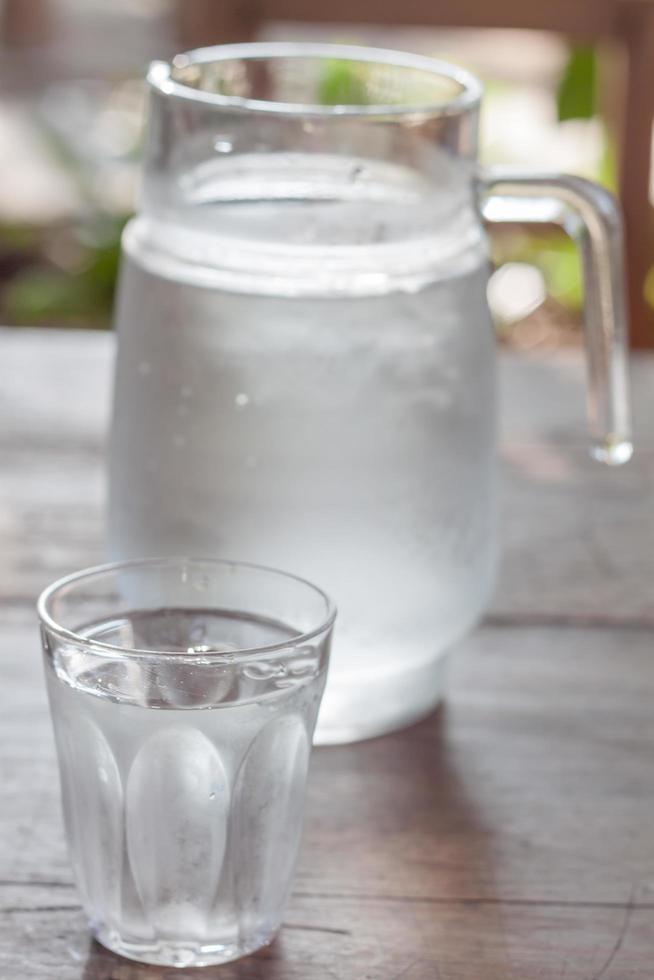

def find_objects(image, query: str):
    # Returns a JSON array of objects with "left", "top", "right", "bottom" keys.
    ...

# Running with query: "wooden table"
[{"left": 2, "top": 328, "right": 654, "bottom": 978}]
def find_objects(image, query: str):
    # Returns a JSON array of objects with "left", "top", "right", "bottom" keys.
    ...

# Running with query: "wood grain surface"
[{"left": 1, "top": 329, "right": 653, "bottom": 978}]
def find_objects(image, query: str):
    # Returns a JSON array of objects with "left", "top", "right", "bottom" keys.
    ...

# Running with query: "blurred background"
[{"left": 0, "top": 0, "right": 651, "bottom": 347}]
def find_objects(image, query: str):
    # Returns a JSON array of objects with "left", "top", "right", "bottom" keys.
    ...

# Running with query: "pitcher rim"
[{"left": 148, "top": 41, "right": 483, "bottom": 118}]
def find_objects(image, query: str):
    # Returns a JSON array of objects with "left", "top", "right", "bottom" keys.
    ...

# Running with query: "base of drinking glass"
[
  {"left": 314, "top": 651, "right": 449, "bottom": 745},
  {"left": 92, "top": 923, "right": 277, "bottom": 968}
]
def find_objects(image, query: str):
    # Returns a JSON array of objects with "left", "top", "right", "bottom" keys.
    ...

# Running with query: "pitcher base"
[{"left": 314, "top": 653, "right": 449, "bottom": 745}]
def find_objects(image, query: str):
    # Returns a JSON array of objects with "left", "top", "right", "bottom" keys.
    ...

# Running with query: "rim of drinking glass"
[
  {"left": 148, "top": 41, "right": 482, "bottom": 118},
  {"left": 37, "top": 556, "right": 337, "bottom": 664}
]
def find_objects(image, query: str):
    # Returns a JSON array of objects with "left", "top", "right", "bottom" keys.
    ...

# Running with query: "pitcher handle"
[{"left": 480, "top": 168, "right": 632, "bottom": 465}]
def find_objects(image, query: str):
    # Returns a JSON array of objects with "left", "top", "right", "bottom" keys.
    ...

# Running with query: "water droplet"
[
  {"left": 209, "top": 791, "right": 216, "bottom": 800},
  {"left": 187, "top": 643, "right": 213, "bottom": 654},
  {"left": 194, "top": 573, "right": 210, "bottom": 592},
  {"left": 137, "top": 361, "right": 151, "bottom": 376},
  {"left": 234, "top": 392, "right": 250, "bottom": 409},
  {"left": 190, "top": 622, "right": 206, "bottom": 642},
  {"left": 302, "top": 120, "right": 316, "bottom": 134},
  {"left": 214, "top": 138, "right": 233, "bottom": 153},
  {"left": 180, "top": 385, "right": 193, "bottom": 399},
  {"left": 169, "top": 948, "right": 196, "bottom": 968},
  {"left": 173, "top": 434, "right": 186, "bottom": 449}
]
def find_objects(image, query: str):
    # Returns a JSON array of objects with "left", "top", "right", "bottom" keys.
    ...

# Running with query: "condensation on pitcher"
[
  {"left": 234, "top": 393, "right": 250, "bottom": 409},
  {"left": 189, "top": 622, "right": 206, "bottom": 642},
  {"left": 350, "top": 164, "right": 368, "bottom": 182}
]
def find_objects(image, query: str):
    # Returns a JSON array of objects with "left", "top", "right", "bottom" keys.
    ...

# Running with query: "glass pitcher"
[{"left": 108, "top": 43, "right": 631, "bottom": 744}]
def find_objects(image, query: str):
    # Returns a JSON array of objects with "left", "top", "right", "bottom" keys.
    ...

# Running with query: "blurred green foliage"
[
  {"left": 491, "top": 229, "right": 583, "bottom": 311},
  {"left": 492, "top": 43, "right": 610, "bottom": 320},
  {"left": 2, "top": 217, "right": 125, "bottom": 327},
  {"left": 556, "top": 46, "right": 597, "bottom": 123},
  {"left": 317, "top": 59, "right": 368, "bottom": 106},
  {"left": 0, "top": 91, "right": 133, "bottom": 328}
]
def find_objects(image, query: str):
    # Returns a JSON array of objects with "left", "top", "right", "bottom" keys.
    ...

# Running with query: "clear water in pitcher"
[{"left": 109, "top": 154, "right": 498, "bottom": 742}]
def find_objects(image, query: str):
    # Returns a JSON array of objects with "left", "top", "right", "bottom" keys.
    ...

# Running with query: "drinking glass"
[{"left": 38, "top": 557, "right": 335, "bottom": 968}]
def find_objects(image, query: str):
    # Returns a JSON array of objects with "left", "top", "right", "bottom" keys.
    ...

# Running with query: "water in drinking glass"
[{"left": 43, "top": 603, "right": 328, "bottom": 967}]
